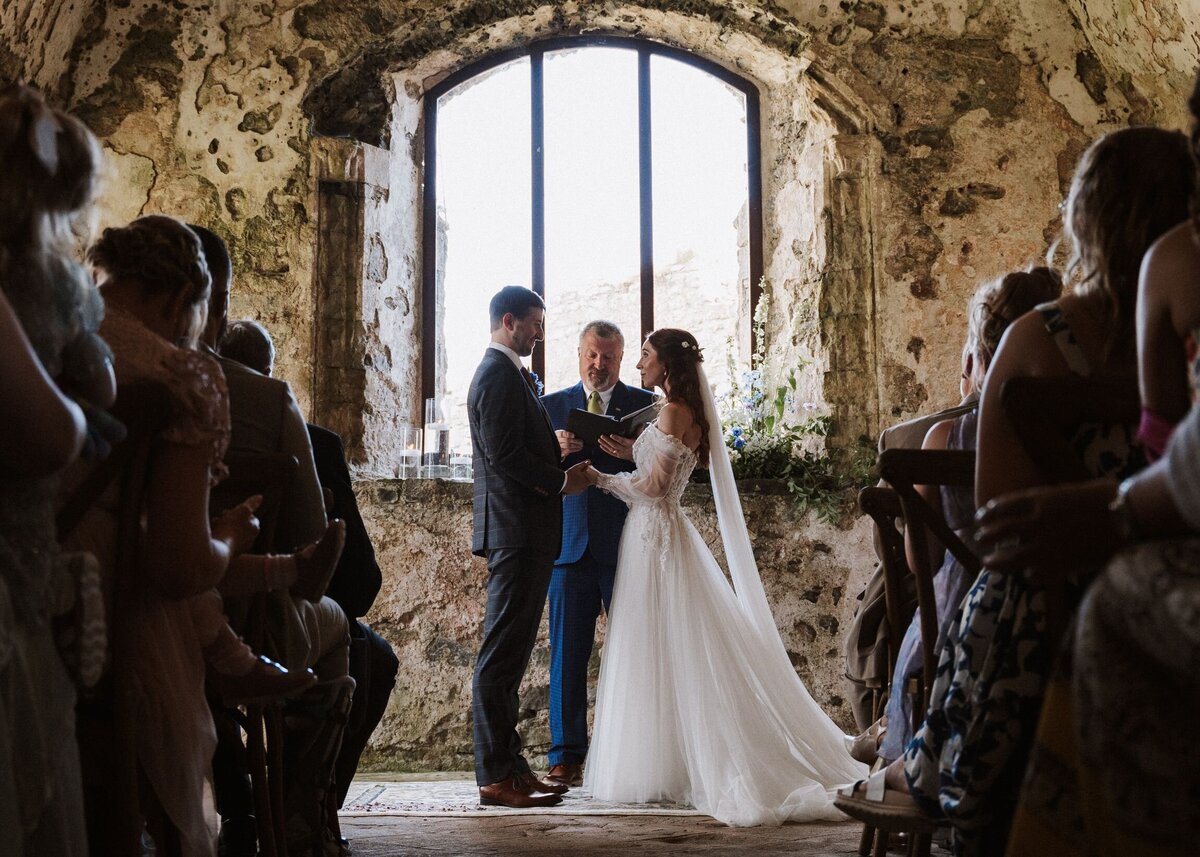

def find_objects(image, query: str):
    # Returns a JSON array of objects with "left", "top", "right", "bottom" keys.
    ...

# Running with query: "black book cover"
[{"left": 566, "top": 402, "right": 659, "bottom": 444}]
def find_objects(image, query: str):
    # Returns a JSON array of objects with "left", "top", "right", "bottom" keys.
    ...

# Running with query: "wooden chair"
[
  {"left": 999, "top": 375, "right": 1140, "bottom": 650},
  {"left": 209, "top": 451, "right": 299, "bottom": 857},
  {"left": 855, "top": 449, "right": 980, "bottom": 857},
  {"left": 855, "top": 486, "right": 912, "bottom": 857},
  {"left": 59, "top": 382, "right": 173, "bottom": 854}
]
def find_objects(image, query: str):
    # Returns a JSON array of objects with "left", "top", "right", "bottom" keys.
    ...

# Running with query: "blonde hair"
[
  {"left": 89, "top": 216, "right": 212, "bottom": 345},
  {"left": 965, "top": 267, "right": 1064, "bottom": 384},
  {"left": 1057, "top": 127, "right": 1193, "bottom": 358},
  {"left": 0, "top": 83, "right": 103, "bottom": 256}
]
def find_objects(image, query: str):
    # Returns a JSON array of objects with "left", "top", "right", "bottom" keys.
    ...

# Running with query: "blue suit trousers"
[{"left": 547, "top": 550, "right": 615, "bottom": 765}]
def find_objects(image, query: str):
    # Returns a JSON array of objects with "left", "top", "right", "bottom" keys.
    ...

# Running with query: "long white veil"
[{"left": 696, "top": 365, "right": 787, "bottom": 638}]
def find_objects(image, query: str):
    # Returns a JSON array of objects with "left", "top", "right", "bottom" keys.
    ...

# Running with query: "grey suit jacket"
[
  {"left": 219, "top": 356, "right": 327, "bottom": 551},
  {"left": 467, "top": 348, "right": 564, "bottom": 558}
]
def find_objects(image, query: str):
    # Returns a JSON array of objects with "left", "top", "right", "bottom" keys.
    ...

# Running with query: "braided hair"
[{"left": 646, "top": 328, "right": 710, "bottom": 467}]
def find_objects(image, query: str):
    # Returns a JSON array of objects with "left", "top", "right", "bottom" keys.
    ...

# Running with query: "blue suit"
[{"left": 540, "top": 380, "right": 655, "bottom": 765}]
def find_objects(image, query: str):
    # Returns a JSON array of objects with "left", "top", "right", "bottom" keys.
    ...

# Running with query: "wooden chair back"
[
  {"left": 58, "top": 382, "right": 172, "bottom": 854},
  {"left": 208, "top": 450, "right": 298, "bottom": 554},
  {"left": 879, "top": 448, "right": 980, "bottom": 688},
  {"left": 209, "top": 451, "right": 299, "bottom": 857},
  {"left": 999, "top": 375, "right": 1140, "bottom": 648}
]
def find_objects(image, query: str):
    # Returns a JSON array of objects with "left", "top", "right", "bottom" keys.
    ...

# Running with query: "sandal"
[
  {"left": 845, "top": 715, "right": 887, "bottom": 764},
  {"left": 833, "top": 768, "right": 938, "bottom": 834}
]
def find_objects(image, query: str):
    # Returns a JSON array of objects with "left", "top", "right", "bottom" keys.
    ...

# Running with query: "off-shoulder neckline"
[{"left": 645, "top": 421, "right": 699, "bottom": 457}]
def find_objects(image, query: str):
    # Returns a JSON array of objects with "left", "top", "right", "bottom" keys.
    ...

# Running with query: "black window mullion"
[
  {"left": 746, "top": 87, "right": 763, "bottom": 357},
  {"left": 637, "top": 49, "right": 654, "bottom": 343},
  {"left": 530, "top": 49, "right": 547, "bottom": 381},
  {"left": 421, "top": 95, "right": 439, "bottom": 404}
]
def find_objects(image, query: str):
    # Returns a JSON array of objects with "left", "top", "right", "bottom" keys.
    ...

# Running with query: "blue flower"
[
  {"left": 731, "top": 427, "right": 743, "bottom": 437},
  {"left": 733, "top": 437, "right": 746, "bottom": 450},
  {"left": 529, "top": 371, "right": 544, "bottom": 395}
]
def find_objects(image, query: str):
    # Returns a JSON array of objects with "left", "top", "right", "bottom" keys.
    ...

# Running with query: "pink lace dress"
[{"left": 66, "top": 306, "right": 232, "bottom": 856}]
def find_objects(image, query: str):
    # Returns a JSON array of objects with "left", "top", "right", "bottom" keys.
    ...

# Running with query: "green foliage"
[{"left": 714, "top": 291, "right": 876, "bottom": 523}]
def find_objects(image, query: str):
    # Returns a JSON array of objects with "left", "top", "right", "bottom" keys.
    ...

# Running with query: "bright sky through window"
[{"left": 436, "top": 46, "right": 750, "bottom": 446}]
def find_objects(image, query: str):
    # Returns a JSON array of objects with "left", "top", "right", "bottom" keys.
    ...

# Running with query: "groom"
[
  {"left": 540, "top": 321, "right": 653, "bottom": 787},
  {"left": 468, "top": 286, "right": 590, "bottom": 808}
]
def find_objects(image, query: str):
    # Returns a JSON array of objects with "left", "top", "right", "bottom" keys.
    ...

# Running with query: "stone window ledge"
[{"left": 361, "top": 476, "right": 791, "bottom": 506}]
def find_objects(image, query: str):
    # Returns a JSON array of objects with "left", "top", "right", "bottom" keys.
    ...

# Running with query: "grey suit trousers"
[{"left": 472, "top": 545, "right": 556, "bottom": 785}]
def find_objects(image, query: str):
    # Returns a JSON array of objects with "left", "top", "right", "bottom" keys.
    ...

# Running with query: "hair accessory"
[
  {"left": 3, "top": 82, "right": 63, "bottom": 175},
  {"left": 680, "top": 341, "right": 691, "bottom": 349}
]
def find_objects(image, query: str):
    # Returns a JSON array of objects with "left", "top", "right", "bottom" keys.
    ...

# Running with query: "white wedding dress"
[{"left": 584, "top": 372, "right": 866, "bottom": 826}]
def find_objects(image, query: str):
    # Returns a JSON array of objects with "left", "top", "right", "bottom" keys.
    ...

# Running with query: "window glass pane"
[
  {"left": 542, "top": 47, "right": 642, "bottom": 394},
  {"left": 650, "top": 55, "right": 750, "bottom": 385},
  {"left": 437, "top": 57, "right": 532, "bottom": 447}
]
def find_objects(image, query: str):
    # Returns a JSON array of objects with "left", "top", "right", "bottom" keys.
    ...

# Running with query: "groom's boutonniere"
[{"left": 529, "top": 371, "right": 544, "bottom": 395}]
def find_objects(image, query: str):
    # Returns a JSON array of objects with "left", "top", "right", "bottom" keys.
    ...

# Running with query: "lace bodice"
[
  {"left": 595, "top": 423, "right": 696, "bottom": 508},
  {"left": 101, "top": 306, "right": 231, "bottom": 483}
]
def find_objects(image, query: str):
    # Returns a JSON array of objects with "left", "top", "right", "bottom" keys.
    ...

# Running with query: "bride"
[{"left": 581, "top": 328, "right": 866, "bottom": 826}]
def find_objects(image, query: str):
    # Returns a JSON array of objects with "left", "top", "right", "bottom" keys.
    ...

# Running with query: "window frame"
[{"left": 421, "top": 35, "right": 763, "bottom": 400}]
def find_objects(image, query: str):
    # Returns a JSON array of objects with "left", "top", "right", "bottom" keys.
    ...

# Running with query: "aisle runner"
[{"left": 343, "top": 779, "right": 704, "bottom": 818}]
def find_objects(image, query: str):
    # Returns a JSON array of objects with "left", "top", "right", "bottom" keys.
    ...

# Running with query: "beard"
[{"left": 586, "top": 367, "right": 613, "bottom": 390}]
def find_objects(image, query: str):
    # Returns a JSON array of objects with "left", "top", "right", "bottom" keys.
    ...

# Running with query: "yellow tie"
[{"left": 588, "top": 390, "right": 603, "bottom": 414}]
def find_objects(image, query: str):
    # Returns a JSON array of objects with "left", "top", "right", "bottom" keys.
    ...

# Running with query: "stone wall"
[
  {"left": 6, "top": 1, "right": 1198, "bottom": 463},
  {"left": 357, "top": 478, "right": 873, "bottom": 771},
  {"left": 5, "top": 0, "right": 1200, "bottom": 771}
]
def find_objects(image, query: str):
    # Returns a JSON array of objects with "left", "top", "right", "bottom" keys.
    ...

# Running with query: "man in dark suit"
[
  {"left": 467, "top": 286, "right": 590, "bottom": 809},
  {"left": 306, "top": 423, "right": 399, "bottom": 811},
  {"left": 539, "top": 321, "right": 653, "bottom": 788}
]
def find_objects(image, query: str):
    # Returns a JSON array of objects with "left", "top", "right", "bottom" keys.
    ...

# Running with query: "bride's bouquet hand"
[{"left": 597, "top": 433, "right": 635, "bottom": 461}]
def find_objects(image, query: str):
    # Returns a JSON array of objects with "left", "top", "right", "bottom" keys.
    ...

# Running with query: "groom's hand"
[{"left": 562, "top": 460, "right": 592, "bottom": 495}]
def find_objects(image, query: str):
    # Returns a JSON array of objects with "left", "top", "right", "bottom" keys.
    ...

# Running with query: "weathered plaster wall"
[
  {"left": 358, "top": 479, "right": 873, "bottom": 771},
  {"left": 5, "top": 0, "right": 1200, "bottom": 770},
  {"left": 5, "top": 0, "right": 1197, "bottom": 439}
]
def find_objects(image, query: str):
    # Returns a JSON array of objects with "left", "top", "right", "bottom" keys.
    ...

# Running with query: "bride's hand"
[
  {"left": 583, "top": 464, "right": 602, "bottom": 486},
  {"left": 597, "top": 434, "right": 635, "bottom": 461}
]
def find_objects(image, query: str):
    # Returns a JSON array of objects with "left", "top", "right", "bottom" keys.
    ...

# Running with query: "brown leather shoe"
[
  {"left": 516, "top": 769, "right": 569, "bottom": 795},
  {"left": 479, "top": 776, "right": 563, "bottom": 808},
  {"left": 544, "top": 762, "right": 583, "bottom": 788}
]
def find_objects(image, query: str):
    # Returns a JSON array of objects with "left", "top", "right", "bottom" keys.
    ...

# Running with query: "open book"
[{"left": 566, "top": 402, "right": 659, "bottom": 445}]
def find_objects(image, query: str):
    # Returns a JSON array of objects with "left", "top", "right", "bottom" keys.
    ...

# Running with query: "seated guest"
[
  {"left": 218, "top": 319, "right": 274, "bottom": 377},
  {"left": 69, "top": 214, "right": 267, "bottom": 856},
  {"left": 192, "top": 226, "right": 354, "bottom": 856},
  {"left": 305, "top": 423, "right": 398, "bottom": 811},
  {"left": 837, "top": 126, "right": 1195, "bottom": 857},
  {"left": 976, "top": 405, "right": 1200, "bottom": 855},
  {"left": 851, "top": 268, "right": 1062, "bottom": 765},
  {"left": 0, "top": 82, "right": 102, "bottom": 857},
  {"left": 989, "top": 80, "right": 1200, "bottom": 856},
  {"left": 845, "top": 387, "right": 978, "bottom": 732},
  {"left": 218, "top": 317, "right": 399, "bottom": 813}
]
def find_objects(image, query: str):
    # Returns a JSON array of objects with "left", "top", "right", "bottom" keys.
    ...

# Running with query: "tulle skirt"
[{"left": 584, "top": 505, "right": 865, "bottom": 826}]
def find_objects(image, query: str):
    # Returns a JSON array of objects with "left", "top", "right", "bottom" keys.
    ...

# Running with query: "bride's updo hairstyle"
[
  {"left": 646, "top": 327, "right": 710, "bottom": 467},
  {"left": 89, "top": 215, "right": 212, "bottom": 346}
]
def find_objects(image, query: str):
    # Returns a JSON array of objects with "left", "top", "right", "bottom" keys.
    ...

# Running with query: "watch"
[{"left": 1107, "top": 477, "right": 1139, "bottom": 544}]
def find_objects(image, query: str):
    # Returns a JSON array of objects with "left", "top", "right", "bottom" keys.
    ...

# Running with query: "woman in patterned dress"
[{"left": 836, "top": 126, "right": 1194, "bottom": 857}]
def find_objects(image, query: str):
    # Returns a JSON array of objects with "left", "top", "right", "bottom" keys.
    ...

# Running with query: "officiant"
[{"left": 539, "top": 320, "right": 655, "bottom": 788}]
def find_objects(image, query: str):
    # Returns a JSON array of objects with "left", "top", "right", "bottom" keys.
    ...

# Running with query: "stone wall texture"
[
  {"left": 5, "top": 0, "right": 1200, "bottom": 770},
  {"left": 357, "top": 479, "right": 873, "bottom": 771}
]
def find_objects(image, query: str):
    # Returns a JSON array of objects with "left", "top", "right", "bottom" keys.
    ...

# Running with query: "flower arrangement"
[{"left": 710, "top": 292, "right": 876, "bottom": 523}]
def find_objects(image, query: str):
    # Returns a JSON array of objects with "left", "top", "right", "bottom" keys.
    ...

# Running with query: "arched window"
[{"left": 422, "top": 36, "right": 762, "bottom": 443}]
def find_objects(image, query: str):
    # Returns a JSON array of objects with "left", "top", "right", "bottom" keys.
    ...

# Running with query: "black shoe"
[{"left": 218, "top": 814, "right": 257, "bottom": 857}]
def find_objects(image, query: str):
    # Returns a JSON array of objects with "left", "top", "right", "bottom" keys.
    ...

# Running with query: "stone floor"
[
  {"left": 340, "top": 814, "right": 863, "bottom": 856},
  {"left": 339, "top": 774, "right": 865, "bottom": 856}
]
